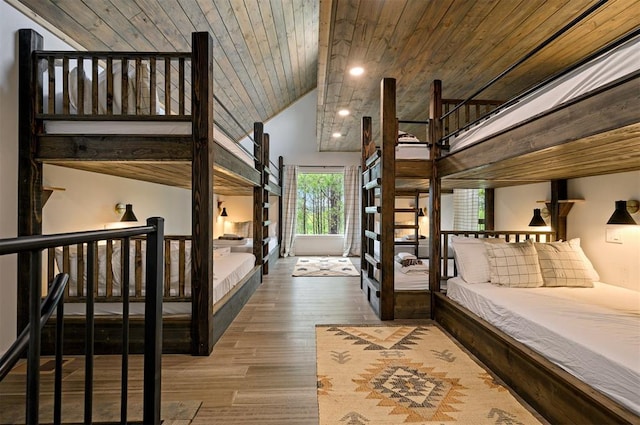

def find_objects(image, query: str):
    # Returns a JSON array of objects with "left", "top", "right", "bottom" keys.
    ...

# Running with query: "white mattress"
[
  {"left": 63, "top": 252, "right": 256, "bottom": 316},
  {"left": 449, "top": 33, "right": 640, "bottom": 152},
  {"left": 396, "top": 143, "right": 430, "bottom": 160},
  {"left": 446, "top": 277, "right": 640, "bottom": 415}
]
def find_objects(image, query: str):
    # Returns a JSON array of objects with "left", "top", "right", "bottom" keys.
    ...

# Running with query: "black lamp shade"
[
  {"left": 120, "top": 204, "right": 138, "bottom": 222},
  {"left": 221, "top": 207, "right": 228, "bottom": 217},
  {"left": 528, "top": 208, "right": 546, "bottom": 226},
  {"left": 607, "top": 200, "right": 637, "bottom": 225},
  {"left": 418, "top": 208, "right": 425, "bottom": 217}
]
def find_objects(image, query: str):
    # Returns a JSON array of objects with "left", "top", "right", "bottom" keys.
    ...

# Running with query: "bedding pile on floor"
[
  {"left": 292, "top": 257, "right": 359, "bottom": 277},
  {"left": 316, "top": 324, "right": 544, "bottom": 424}
]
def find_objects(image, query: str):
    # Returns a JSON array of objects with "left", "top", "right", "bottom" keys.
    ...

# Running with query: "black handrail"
[
  {"left": 0, "top": 217, "right": 164, "bottom": 425},
  {"left": 0, "top": 273, "right": 68, "bottom": 381},
  {"left": 441, "top": 0, "right": 609, "bottom": 122}
]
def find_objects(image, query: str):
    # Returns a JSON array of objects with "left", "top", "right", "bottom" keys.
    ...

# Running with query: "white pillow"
[
  {"left": 485, "top": 239, "right": 543, "bottom": 288},
  {"left": 397, "top": 252, "right": 418, "bottom": 261},
  {"left": 535, "top": 242, "right": 593, "bottom": 287},
  {"left": 450, "top": 236, "right": 505, "bottom": 283},
  {"left": 568, "top": 238, "right": 600, "bottom": 282}
]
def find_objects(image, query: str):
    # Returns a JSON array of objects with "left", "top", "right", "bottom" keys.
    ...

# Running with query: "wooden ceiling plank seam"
[
  {"left": 244, "top": 0, "right": 286, "bottom": 110},
  {"left": 80, "top": 0, "right": 148, "bottom": 51},
  {"left": 303, "top": 0, "right": 319, "bottom": 91},
  {"left": 456, "top": 0, "right": 592, "bottom": 99},
  {"left": 292, "top": 0, "right": 309, "bottom": 108},
  {"left": 195, "top": 2, "right": 267, "bottom": 129},
  {"left": 213, "top": 0, "right": 273, "bottom": 119},
  {"left": 18, "top": 0, "right": 108, "bottom": 50},
  {"left": 258, "top": 0, "right": 293, "bottom": 104},
  {"left": 282, "top": 0, "right": 303, "bottom": 105},
  {"left": 134, "top": 0, "right": 192, "bottom": 51},
  {"left": 230, "top": 0, "right": 281, "bottom": 114},
  {"left": 269, "top": 0, "right": 297, "bottom": 102}
]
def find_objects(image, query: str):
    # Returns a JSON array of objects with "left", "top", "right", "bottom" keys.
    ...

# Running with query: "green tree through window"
[{"left": 296, "top": 173, "right": 344, "bottom": 235}]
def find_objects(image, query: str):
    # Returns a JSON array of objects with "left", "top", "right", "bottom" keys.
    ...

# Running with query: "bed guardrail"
[{"left": 34, "top": 51, "right": 192, "bottom": 119}]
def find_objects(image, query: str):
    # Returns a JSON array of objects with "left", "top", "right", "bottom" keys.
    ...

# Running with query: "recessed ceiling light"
[
  {"left": 349, "top": 66, "right": 364, "bottom": 76},
  {"left": 338, "top": 109, "right": 350, "bottom": 116},
  {"left": 332, "top": 132, "right": 342, "bottom": 138}
]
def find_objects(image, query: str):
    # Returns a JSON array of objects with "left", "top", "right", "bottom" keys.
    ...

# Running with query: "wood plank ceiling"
[
  {"left": 318, "top": 0, "right": 640, "bottom": 151},
  {"left": 13, "top": 0, "right": 640, "bottom": 156}
]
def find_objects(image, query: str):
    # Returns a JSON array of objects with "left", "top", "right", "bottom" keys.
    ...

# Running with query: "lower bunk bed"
[
  {"left": 42, "top": 236, "right": 260, "bottom": 354},
  {"left": 435, "top": 231, "right": 640, "bottom": 424}
]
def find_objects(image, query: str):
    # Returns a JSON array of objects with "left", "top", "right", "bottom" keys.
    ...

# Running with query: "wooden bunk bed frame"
[
  {"left": 360, "top": 78, "right": 499, "bottom": 320},
  {"left": 17, "top": 29, "right": 281, "bottom": 356},
  {"left": 425, "top": 30, "right": 640, "bottom": 425}
]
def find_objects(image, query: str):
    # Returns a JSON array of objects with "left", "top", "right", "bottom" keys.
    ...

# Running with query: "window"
[{"left": 296, "top": 172, "right": 344, "bottom": 235}]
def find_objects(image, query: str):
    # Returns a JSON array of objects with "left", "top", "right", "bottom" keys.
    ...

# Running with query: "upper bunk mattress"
[
  {"left": 448, "top": 33, "right": 640, "bottom": 153},
  {"left": 446, "top": 277, "right": 640, "bottom": 415}
]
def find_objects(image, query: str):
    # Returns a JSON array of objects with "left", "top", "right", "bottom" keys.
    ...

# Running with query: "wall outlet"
[{"left": 605, "top": 227, "right": 623, "bottom": 244}]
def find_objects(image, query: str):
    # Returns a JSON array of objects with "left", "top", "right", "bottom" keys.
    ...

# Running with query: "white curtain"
[
  {"left": 342, "top": 165, "right": 361, "bottom": 257},
  {"left": 280, "top": 165, "right": 298, "bottom": 257},
  {"left": 453, "top": 189, "right": 481, "bottom": 230}
]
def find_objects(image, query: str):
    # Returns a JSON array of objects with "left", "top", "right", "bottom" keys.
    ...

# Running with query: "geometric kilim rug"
[
  {"left": 293, "top": 256, "right": 359, "bottom": 277},
  {"left": 316, "top": 324, "right": 545, "bottom": 424}
]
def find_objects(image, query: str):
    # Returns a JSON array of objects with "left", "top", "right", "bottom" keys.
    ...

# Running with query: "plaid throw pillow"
[
  {"left": 535, "top": 242, "right": 593, "bottom": 287},
  {"left": 484, "top": 239, "right": 543, "bottom": 288}
]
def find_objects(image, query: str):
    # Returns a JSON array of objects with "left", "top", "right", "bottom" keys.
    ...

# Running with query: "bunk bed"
[
  {"left": 360, "top": 79, "right": 499, "bottom": 320},
  {"left": 17, "top": 29, "right": 281, "bottom": 356},
  {"left": 425, "top": 28, "right": 640, "bottom": 425}
]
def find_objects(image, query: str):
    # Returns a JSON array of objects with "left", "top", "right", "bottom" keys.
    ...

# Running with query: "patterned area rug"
[
  {"left": 293, "top": 257, "right": 359, "bottom": 277},
  {"left": 316, "top": 324, "right": 544, "bottom": 424}
]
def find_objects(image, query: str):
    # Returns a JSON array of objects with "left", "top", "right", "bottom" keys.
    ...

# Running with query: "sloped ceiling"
[{"left": 13, "top": 0, "right": 640, "bottom": 154}]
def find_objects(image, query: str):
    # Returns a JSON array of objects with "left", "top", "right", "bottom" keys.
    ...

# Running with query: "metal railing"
[{"left": 0, "top": 217, "right": 164, "bottom": 425}]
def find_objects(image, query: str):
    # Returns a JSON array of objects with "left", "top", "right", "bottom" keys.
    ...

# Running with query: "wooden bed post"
[
  {"left": 278, "top": 155, "right": 284, "bottom": 249},
  {"left": 380, "top": 78, "right": 396, "bottom": 320},
  {"left": 191, "top": 32, "right": 215, "bottom": 356},
  {"left": 253, "top": 122, "right": 265, "bottom": 276},
  {"left": 428, "top": 80, "right": 442, "bottom": 319},
  {"left": 484, "top": 188, "right": 495, "bottom": 230},
  {"left": 550, "top": 179, "right": 569, "bottom": 241},
  {"left": 17, "top": 29, "right": 44, "bottom": 335}
]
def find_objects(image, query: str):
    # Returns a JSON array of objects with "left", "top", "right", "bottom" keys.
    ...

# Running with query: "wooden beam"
[
  {"left": 484, "top": 188, "right": 495, "bottom": 230},
  {"left": 253, "top": 122, "right": 264, "bottom": 275},
  {"left": 18, "top": 29, "right": 44, "bottom": 336},
  {"left": 191, "top": 32, "right": 214, "bottom": 356},
  {"left": 380, "top": 78, "right": 395, "bottom": 320},
  {"left": 550, "top": 180, "right": 568, "bottom": 241},
  {"left": 429, "top": 80, "right": 442, "bottom": 318},
  {"left": 37, "top": 135, "right": 192, "bottom": 161}
]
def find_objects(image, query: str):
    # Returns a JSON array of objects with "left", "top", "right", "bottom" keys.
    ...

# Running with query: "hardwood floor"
[{"left": 0, "top": 257, "right": 393, "bottom": 424}]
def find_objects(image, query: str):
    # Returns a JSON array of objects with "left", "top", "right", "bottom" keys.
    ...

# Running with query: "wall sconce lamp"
[
  {"left": 115, "top": 203, "right": 138, "bottom": 222},
  {"left": 528, "top": 208, "right": 547, "bottom": 227},
  {"left": 607, "top": 200, "right": 638, "bottom": 225},
  {"left": 418, "top": 207, "right": 425, "bottom": 217},
  {"left": 217, "top": 201, "right": 228, "bottom": 217}
]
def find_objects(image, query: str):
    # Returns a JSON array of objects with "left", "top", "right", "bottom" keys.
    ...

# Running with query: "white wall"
[
  {"left": 241, "top": 89, "right": 361, "bottom": 167},
  {"left": 0, "top": 1, "right": 79, "bottom": 353},
  {"left": 495, "top": 172, "right": 640, "bottom": 291},
  {"left": 43, "top": 165, "right": 191, "bottom": 235}
]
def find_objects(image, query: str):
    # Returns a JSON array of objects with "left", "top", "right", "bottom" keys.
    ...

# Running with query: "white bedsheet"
[
  {"left": 449, "top": 33, "right": 640, "bottom": 152},
  {"left": 394, "top": 261, "right": 429, "bottom": 290},
  {"left": 222, "top": 237, "right": 278, "bottom": 255},
  {"left": 446, "top": 277, "right": 640, "bottom": 414}
]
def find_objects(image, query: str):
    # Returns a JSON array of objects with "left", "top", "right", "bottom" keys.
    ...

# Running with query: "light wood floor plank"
[{"left": 0, "top": 257, "right": 387, "bottom": 424}]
